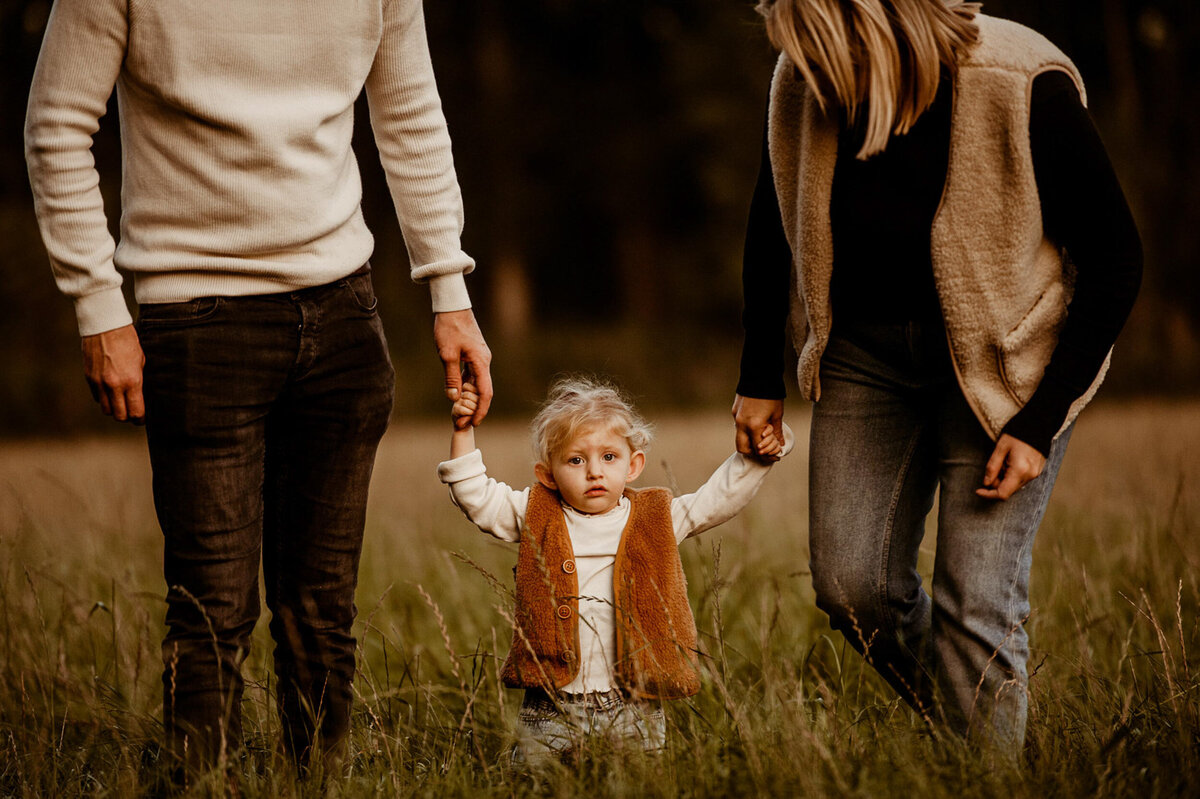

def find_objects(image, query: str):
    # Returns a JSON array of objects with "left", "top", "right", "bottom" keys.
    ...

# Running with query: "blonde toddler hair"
[
  {"left": 757, "top": 0, "right": 980, "bottom": 158},
  {"left": 530, "top": 375, "right": 653, "bottom": 465}
]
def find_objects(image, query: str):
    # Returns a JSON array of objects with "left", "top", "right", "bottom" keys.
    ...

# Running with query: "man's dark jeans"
[{"left": 137, "top": 270, "right": 394, "bottom": 770}]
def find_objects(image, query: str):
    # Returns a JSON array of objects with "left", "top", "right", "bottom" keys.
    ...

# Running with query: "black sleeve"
[
  {"left": 736, "top": 106, "right": 793, "bottom": 400},
  {"left": 999, "top": 70, "right": 1143, "bottom": 457}
]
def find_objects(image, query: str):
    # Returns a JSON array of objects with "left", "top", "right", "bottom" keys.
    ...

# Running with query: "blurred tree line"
[{"left": 0, "top": 0, "right": 1196, "bottom": 435}]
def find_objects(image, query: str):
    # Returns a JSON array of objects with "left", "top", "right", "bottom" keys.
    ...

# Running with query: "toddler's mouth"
[{"left": 585, "top": 486, "right": 606, "bottom": 496}]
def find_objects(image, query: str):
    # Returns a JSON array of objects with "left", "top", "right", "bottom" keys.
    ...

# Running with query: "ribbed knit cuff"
[
  {"left": 437, "top": 448, "right": 486, "bottom": 484},
  {"left": 428, "top": 273, "right": 472, "bottom": 314},
  {"left": 999, "top": 379, "right": 1079, "bottom": 458},
  {"left": 75, "top": 286, "right": 134, "bottom": 337}
]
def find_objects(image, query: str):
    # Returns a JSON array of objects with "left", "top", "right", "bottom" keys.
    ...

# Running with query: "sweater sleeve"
[
  {"left": 670, "top": 424, "right": 794, "bottom": 543},
  {"left": 437, "top": 448, "right": 528, "bottom": 542},
  {"left": 736, "top": 103, "right": 793, "bottom": 400},
  {"left": 24, "top": 0, "right": 131, "bottom": 337},
  {"left": 999, "top": 70, "right": 1143, "bottom": 456},
  {"left": 365, "top": 0, "right": 475, "bottom": 313}
]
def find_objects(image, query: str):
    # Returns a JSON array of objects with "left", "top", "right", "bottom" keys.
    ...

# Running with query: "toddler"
[{"left": 437, "top": 375, "right": 791, "bottom": 762}]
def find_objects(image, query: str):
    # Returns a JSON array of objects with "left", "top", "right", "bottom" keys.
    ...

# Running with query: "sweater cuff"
[
  {"left": 427, "top": 273, "right": 472, "bottom": 314},
  {"left": 781, "top": 422, "right": 796, "bottom": 457},
  {"left": 999, "top": 380, "right": 1078, "bottom": 458},
  {"left": 437, "top": 448, "right": 486, "bottom": 483},
  {"left": 75, "top": 286, "right": 133, "bottom": 337}
]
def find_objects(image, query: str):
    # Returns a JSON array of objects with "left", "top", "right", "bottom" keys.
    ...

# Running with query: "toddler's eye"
[
  {"left": 568, "top": 456, "right": 583, "bottom": 466},
  {"left": 603, "top": 453, "right": 616, "bottom": 462}
]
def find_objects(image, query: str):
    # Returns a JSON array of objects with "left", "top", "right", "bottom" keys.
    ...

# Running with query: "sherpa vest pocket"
[{"left": 995, "top": 281, "right": 1067, "bottom": 404}]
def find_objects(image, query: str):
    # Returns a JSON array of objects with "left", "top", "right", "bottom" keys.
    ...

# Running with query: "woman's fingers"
[{"left": 976, "top": 434, "right": 1046, "bottom": 500}]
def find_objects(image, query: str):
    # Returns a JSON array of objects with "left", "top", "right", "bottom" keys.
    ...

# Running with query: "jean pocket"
[
  {"left": 340, "top": 272, "right": 379, "bottom": 314},
  {"left": 136, "top": 296, "right": 224, "bottom": 329}
]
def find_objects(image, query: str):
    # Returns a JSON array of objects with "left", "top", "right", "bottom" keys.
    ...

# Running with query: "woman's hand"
[
  {"left": 976, "top": 434, "right": 1047, "bottom": 501},
  {"left": 732, "top": 394, "right": 785, "bottom": 463}
]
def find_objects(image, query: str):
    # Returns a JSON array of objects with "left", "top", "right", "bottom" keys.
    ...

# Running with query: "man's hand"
[
  {"left": 976, "top": 433, "right": 1046, "bottom": 501},
  {"left": 433, "top": 309, "right": 492, "bottom": 428},
  {"left": 81, "top": 324, "right": 145, "bottom": 424},
  {"left": 732, "top": 394, "right": 785, "bottom": 464}
]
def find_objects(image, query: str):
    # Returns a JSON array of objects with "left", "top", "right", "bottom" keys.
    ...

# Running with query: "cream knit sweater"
[{"left": 26, "top": 0, "right": 474, "bottom": 337}]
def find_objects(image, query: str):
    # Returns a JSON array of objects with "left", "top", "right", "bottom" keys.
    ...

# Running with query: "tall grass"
[{"left": 1, "top": 400, "right": 1197, "bottom": 796}]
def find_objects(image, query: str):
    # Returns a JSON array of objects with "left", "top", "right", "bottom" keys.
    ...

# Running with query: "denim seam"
[
  {"left": 1000, "top": 462, "right": 1053, "bottom": 681},
  {"left": 878, "top": 423, "right": 924, "bottom": 648}
]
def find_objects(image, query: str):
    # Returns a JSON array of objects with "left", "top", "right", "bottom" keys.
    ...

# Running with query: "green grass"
[{"left": 1, "top": 400, "right": 1198, "bottom": 797}]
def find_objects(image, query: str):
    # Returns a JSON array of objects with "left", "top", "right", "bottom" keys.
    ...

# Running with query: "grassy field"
[{"left": 1, "top": 400, "right": 1198, "bottom": 797}]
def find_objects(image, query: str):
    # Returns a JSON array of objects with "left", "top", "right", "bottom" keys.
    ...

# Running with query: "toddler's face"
[{"left": 535, "top": 425, "right": 645, "bottom": 515}]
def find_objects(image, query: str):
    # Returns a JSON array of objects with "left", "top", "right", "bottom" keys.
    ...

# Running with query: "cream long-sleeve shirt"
[
  {"left": 437, "top": 427, "right": 793, "bottom": 694},
  {"left": 25, "top": 0, "right": 473, "bottom": 336}
]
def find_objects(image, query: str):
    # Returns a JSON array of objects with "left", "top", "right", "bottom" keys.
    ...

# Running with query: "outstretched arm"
[
  {"left": 438, "top": 385, "right": 527, "bottom": 542},
  {"left": 672, "top": 423, "right": 795, "bottom": 542}
]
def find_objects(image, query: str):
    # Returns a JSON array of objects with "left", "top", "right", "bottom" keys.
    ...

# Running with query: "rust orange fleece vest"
[{"left": 500, "top": 484, "right": 701, "bottom": 699}]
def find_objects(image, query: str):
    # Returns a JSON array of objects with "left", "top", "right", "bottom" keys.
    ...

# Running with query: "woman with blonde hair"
[{"left": 733, "top": 0, "right": 1141, "bottom": 752}]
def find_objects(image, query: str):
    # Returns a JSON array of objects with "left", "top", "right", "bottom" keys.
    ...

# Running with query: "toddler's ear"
[
  {"left": 626, "top": 451, "right": 646, "bottom": 483},
  {"left": 534, "top": 462, "right": 558, "bottom": 490}
]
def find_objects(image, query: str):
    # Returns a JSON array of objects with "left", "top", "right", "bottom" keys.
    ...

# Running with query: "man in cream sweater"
[{"left": 24, "top": 0, "right": 491, "bottom": 775}]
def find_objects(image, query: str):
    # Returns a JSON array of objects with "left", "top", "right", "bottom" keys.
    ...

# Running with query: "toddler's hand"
[
  {"left": 451, "top": 382, "right": 479, "bottom": 429},
  {"left": 756, "top": 426, "right": 783, "bottom": 460}
]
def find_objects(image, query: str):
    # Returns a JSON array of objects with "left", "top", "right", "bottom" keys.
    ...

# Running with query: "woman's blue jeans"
[
  {"left": 137, "top": 270, "right": 394, "bottom": 771},
  {"left": 808, "top": 320, "right": 1070, "bottom": 753}
]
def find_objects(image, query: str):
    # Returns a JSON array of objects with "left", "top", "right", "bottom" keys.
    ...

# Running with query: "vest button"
[
  {"left": 562, "top": 560, "right": 576, "bottom": 574},
  {"left": 560, "top": 649, "right": 574, "bottom": 664},
  {"left": 556, "top": 604, "right": 571, "bottom": 619}
]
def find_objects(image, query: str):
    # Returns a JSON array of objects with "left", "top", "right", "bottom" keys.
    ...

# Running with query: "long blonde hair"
[{"left": 758, "top": 0, "right": 980, "bottom": 158}]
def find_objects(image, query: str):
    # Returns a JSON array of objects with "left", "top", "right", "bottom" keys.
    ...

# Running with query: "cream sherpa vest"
[{"left": 767, "top": 14, "right": 1109, "bottom": 440}]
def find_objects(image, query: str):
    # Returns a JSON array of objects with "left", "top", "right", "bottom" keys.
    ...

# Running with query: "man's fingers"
[
  {"left": 96, "top": 389, "right": 113, "bottom": 416},
  {"left": 443, "top": 359, "right": 462, "bottom": 401},
  {"left": 127, "top": 386, "right": 146, "bottom": 425},
  {"left": 109, "top": 387, "right": 128, "bottom": 422}
]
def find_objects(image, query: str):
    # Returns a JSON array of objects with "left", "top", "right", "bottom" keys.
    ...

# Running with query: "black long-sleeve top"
[{"left": 737, "top": 70, "right": 1143, "bottom": 456}]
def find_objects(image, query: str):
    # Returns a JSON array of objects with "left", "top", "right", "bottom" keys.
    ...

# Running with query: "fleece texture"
[
  {"left": 767, "top": 14, "right": 1109, "bottom": 440},
  {"left": 501, "top": 484, "right": 701, "bottom": 699}
]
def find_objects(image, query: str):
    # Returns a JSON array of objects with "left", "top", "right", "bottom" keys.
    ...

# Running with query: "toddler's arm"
[
  {"left": 440, "top": 381, "right": 528, "bottom": 541},
  {"left": 449, "top": 382, "right": 479, "bottom": 459},
  {"left": 670, "top": 423, "right": 795, "bottom": 542}
]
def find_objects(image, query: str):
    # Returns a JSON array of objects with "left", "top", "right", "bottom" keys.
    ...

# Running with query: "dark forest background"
[{"left": 0, "top": 0, "right": 1196, "bottom": 434}]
